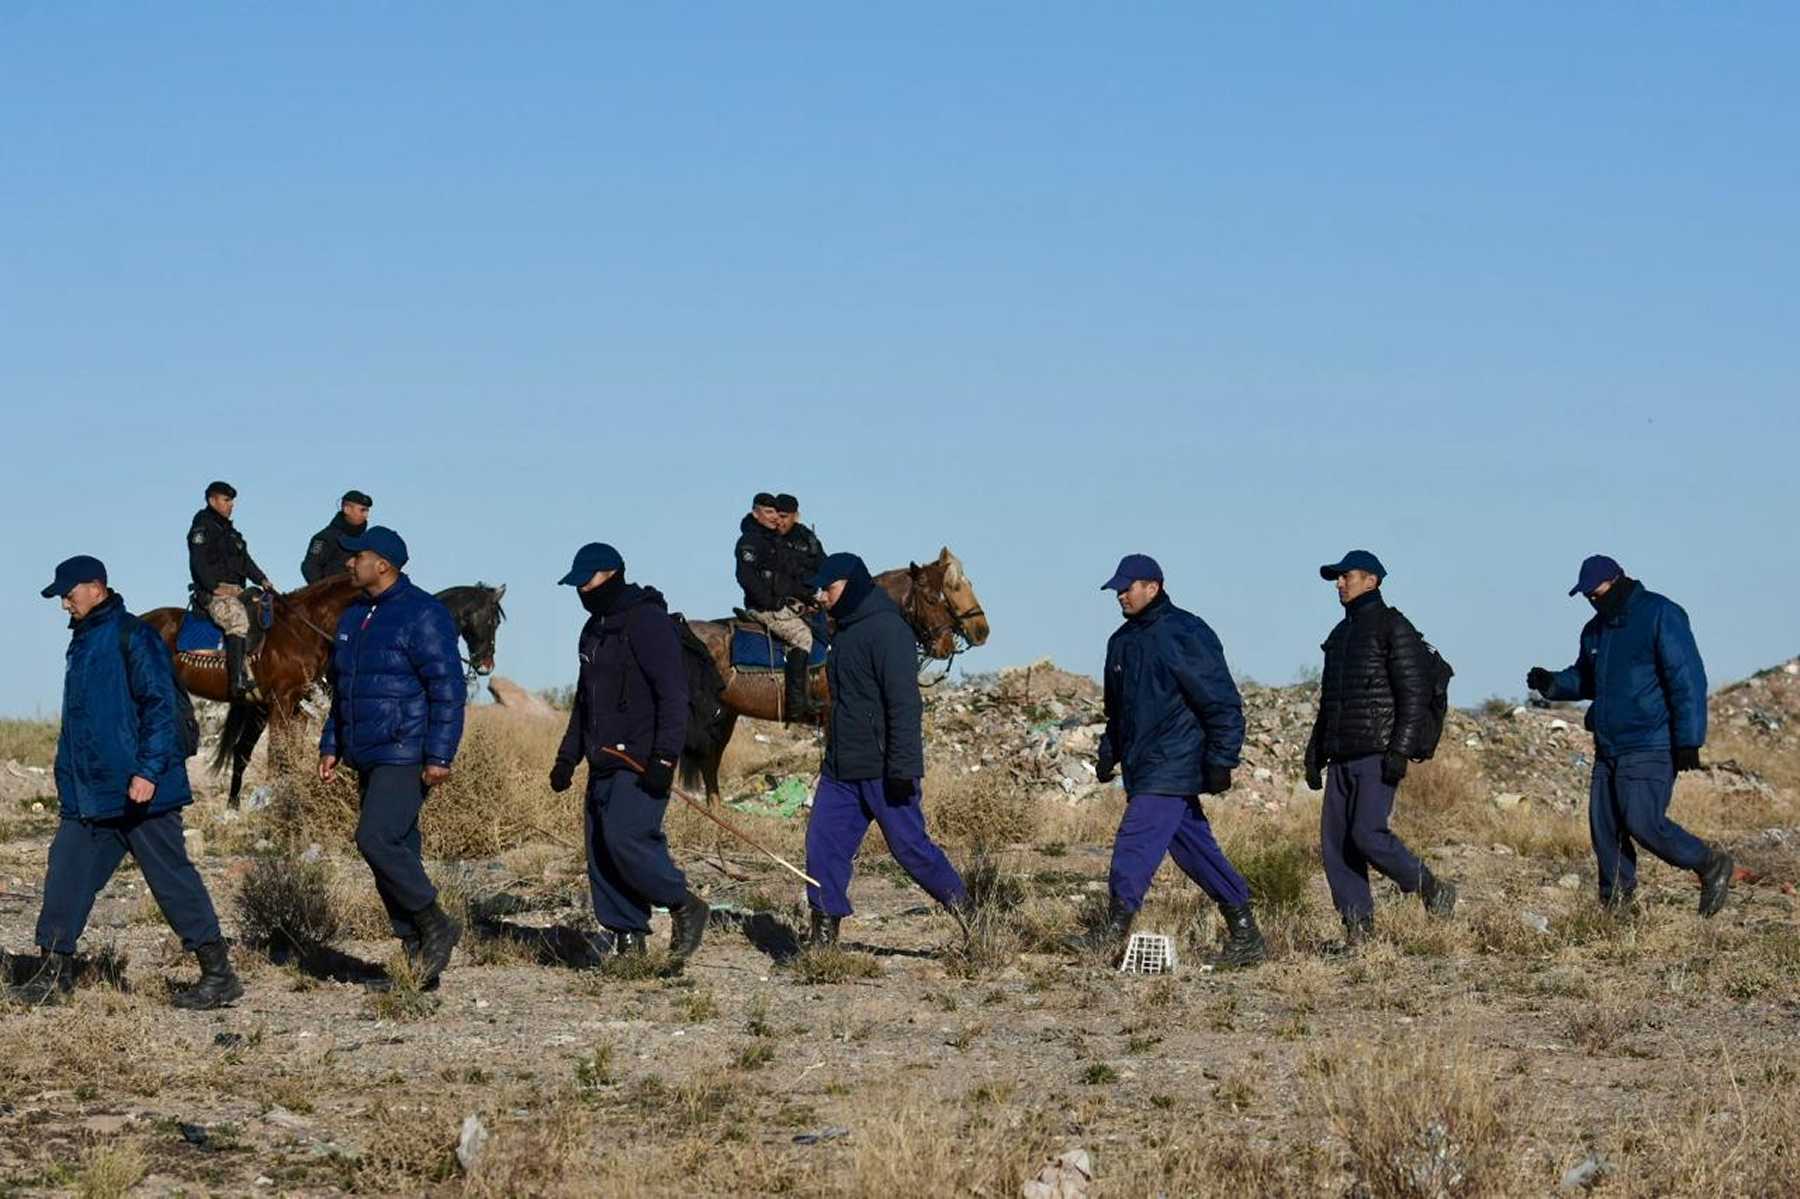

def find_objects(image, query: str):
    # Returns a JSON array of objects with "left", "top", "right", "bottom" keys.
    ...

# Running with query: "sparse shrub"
[
  {"left": 364, "top": 954, "right": 440, "bottom": 1023},
  {"left": 734, "top": 1041, "right": 775, "bottom": 1070},
  {"left": 77, "top": 1140, "right": 146, "bottom": 1199},
  {"left": 1079, "top": 1062, "right": 1119, "bottom": 1085},
  {"left": 1236, "top": 838, "right": 1315, "bottom": 914},
  {"left": 234, "top": 856, "right": 343, "bottom": 952},
  {"left": 575, "top": 1041, "right": 616, "bottom": 1094},
  {"left": 1314, "top": 1037, "right": 1513, "bottom": 1197},
  {"left": 926, "top": 767, "right": 1041, "bottom": 852},
  {"left": 788, "top": 946, "right": 883, "bottom": 984}
]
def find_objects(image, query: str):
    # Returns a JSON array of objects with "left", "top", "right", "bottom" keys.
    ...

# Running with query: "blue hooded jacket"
[
  {"left": 54, "top": 593, "right": 194, "bottom": 821},
  {"left": 321, "top": 574, "right": 467, "bottom": 768},
  {"left": 1098, "top": 592, "right": 1245, "bottom": 796},
  {"left": 1543, "top": 579, "right": 1707, "bottom": 757}
]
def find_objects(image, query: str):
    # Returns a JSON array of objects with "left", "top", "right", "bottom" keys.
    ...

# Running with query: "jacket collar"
[
  {"left": 831, "top": 570, "right": 881, "bottom": 626},
  {"left": 330, "top": 511, "right": 365, "bottom": 535},
  {"left": 365, "top": 573, "right": 415, "bottom": 606},
  {"left": 1344, "top": 590, "right": 1387, "bottom": 620},
  {"left": 741, "top": 513, "right": 777, "bottom": 539},
  {"left": 1592, "top": 577, "right": 1640, "bottom": 626},
  {"left": 1126, "top": 590, "right": 1174, "bottom": 627},
  {"left": 198, "top": 506, "right": 233, "bottom": 530},
  {"left": 70, "top": 592, "right": 125, "bottom": 636}
]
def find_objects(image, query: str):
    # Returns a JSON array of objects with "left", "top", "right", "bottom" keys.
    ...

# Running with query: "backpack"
[
  {"left": 118, "top": 616, "right": 202, "bottom": 760},
  {"left": 1385, "top": 608, "right": 1454, "bottom": 760}
]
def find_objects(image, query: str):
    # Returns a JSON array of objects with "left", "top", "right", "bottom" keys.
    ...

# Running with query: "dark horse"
[
  {"left": 138, "top": 580, "right": 507, "bottom": 808},
  {"left": 678, "top": 547, "right": 990, "bottom": 805}
]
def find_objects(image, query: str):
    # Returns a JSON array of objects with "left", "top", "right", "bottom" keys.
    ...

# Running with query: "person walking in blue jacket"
[
  {"left": 14, "top": 556, "right": 241, "bottom": 1008},
  {"left": 549, "top": 542, "right": 710, "bottom": 966},
  {"left": 801, "top": 553, "right": 970, "bottom": 948},
  {"left": 1070, "top": 555, "right": 1264, "bottom": 967},
  {"left": 1528, "top": 555, "right": 1732, "bottom": 916},
  {"left": 318, "top": 527, "right": 468, "bottom": 987}
]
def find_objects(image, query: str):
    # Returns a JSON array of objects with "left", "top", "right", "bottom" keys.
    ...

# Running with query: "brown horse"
[
  {"left": 139, "top": 579, "right": 509, "bottom": 808},
  {"left": 679, "top": 547, "right": 990, "bottom": 805}
]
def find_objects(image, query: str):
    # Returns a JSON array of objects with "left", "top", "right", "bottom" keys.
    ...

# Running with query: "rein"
[
  {"left": 273, "top": 593, "right": 338, "bottom": 646},
  {"left": 903, "top": 572, "right": 986, "bottom": 685}
]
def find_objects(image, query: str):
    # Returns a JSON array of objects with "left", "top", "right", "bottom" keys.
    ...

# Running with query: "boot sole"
[{"left": 171, "top": 980, "right": 244, "bottom": 1010}]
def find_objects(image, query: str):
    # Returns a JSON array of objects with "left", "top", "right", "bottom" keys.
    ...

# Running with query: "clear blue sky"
[{"left": 3, "top": 4, "right": 1795, "bottom": 717}]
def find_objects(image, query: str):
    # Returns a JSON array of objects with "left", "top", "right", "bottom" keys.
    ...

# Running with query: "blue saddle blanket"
[
  {"left": 730, "top": 624, "right": 828, "bottom": 671},
  {"left": 177, "top": 611, "right": 225, "bottom": 653}
]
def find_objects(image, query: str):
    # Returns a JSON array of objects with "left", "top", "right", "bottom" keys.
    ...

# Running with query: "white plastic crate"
[{"left": 1118, "top": 932, "right": 1177, "bottom": 975}]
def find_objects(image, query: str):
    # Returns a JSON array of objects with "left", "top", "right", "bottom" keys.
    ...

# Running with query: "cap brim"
[
  {"left": 557, "top": 569, "right": 587, "bottom": 586},
  {"left": 1100, "top": 573, "right": 1134, "bottom": 592},
  {"left": 40, "top": 582, "right": 62, "bottom": 598},
  {"left": 1320, "top": 564, "right": 1346, "bottom": 580},
  {"left": 1568, "top": 583, "right": 1586, "bottom": 597}
]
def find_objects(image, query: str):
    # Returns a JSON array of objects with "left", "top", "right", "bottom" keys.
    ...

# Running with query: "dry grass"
[{"left": 0, "top": 717, "right": 59, "bottom": 766}]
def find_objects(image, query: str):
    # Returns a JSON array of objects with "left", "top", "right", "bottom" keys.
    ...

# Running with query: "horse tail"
[
  {"left": 210, "top": 702, "right": 256, "bottom": 774},
  {"left": 672, "top": 615, "right": 731, "bottom": 793}
]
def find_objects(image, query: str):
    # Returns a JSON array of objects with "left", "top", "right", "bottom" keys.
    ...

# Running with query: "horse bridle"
[{"left": 905, "top": 572, "right": 986, "bottom": 683}]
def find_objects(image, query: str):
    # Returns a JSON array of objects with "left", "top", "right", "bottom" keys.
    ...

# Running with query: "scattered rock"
[
  {"left": 1521, "top": 911, "right": 1551, "bottom": 935},
  {"left": 1492, "top": 792, "right": 1527, "bottom": 812},
  {"left": 1556, "top": 873, "right": 1582, "bottom": 890},
  {"left": 1560, "top": 1152, "right": 1611, "bottom": 1191},
  {"left": 486, "top": 676, "right": 559, "bottom": 720},
  {"left": 1022, "top": 1147, "right": 1092, "bottom": 1199},
  {"left": 456, "top": 1113, "right": 490, "bottom": 1172}
]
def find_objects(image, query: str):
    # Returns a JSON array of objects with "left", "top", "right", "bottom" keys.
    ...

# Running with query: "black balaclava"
[{"left": 579, "top": 571, "right": 628, "bottom": 616}]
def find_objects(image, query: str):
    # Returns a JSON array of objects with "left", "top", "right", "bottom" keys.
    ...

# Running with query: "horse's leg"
[{"left": 229, "top": 707, "right": 269, "bottom": 810}]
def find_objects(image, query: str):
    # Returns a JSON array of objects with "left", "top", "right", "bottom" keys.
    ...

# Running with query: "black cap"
[
  {"left": 773, "top": 493, "right": 799, "bottom": 514},
  {"left": 559, "top": 542, "right": 625, "bottom": 585},
  {"left": 341, "top": 489, "right": 373, "bottom": 508},
  {"left": 206, "top": 481, "right": 237, "bottom": 499},
  {"left": 752, "top": 492, "right": 778, "bottom": 509},
  {"left": 42, "top": 555, "right": 107, "bottom": 599}
]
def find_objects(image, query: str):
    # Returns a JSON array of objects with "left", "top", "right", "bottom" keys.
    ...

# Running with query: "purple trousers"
[
  {"left": 1321, "top": 754, "right": 1425, "bottom": 920},
  {"left": 804, "top": 774, "right": 968, "bottom": 917},
  {"left": 1108, "top": 793, "right": 1250, "bottom": 911}
]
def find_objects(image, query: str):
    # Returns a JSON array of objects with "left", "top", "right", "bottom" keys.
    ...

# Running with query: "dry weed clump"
[
  {"left": 788, "top": 945, "right": 883, "bottom": 984},
  {"left": 925, "top": 764, "right": 1042, "bottom": 851},
  {"left": 0, "top": 717, "right": 59, "bottom": 766},
  {"left": 76, "top": 1138, "right": 147, "bottom": 1199},
  {"left": 1312, "top": 1034, "right": 1516, "bottom": 1197},
  {"left": 233, "top": 856, "right": 343, "bottom": 952},
  {"left": 269, "top": 709, "right": 581, "bottom": 859}
]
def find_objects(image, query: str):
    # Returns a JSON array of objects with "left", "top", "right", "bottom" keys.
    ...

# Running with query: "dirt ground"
[{"left": 0, "top": 706, "right": 1797, "bottom": 1197}]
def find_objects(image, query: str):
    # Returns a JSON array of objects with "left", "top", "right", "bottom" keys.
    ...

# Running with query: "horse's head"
[
  {"left": 906, "top": 547, "right": 990, "bottom": 660},
  {"left": 440, "top": 583, "right": 506, "bottom": 676}
]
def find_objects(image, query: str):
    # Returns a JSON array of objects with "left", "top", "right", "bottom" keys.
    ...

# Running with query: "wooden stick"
[{"left": 597, "top": 747, "right": 821, "bottom": 887}]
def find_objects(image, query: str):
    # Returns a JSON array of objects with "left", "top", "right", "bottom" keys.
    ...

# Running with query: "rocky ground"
[{"left": 0, "top": 659, "right": 1795, "bottom": 1196}]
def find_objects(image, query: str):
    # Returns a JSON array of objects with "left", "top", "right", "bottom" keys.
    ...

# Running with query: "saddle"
[
  {"left": 178, "top": 589, "right": 273, "bottom": 655},
  {"left": 727, "top": 613, "right": 828, "bottom": 672}
]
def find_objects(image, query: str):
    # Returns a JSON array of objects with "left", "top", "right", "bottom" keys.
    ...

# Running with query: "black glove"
[
  {"left": 1201, "top": 764, "right": 1232, "bottom": 795},
  {"left": 1526, "top": 667, "right": 1554, "bottom": 695},
  {"left": 640, "top": 757, "right": 675, "bottom": 799},
  {"left": 549, "top": 759, "right": 575, "bottom": 793},
  {"left": 1095, "top": 747, "right": 1116, "bottom": 785},
  {"left": 1305, "top": 764, "right": 1323, "bottom": 792},
  {"left": 1381, "top": 752, "right": 1409, "bottom": 786},
  {"left": 884, "top": 777, "right": 918, "bottom": 803},
  {"left": 1673, "top": 746, "right": 1703, "bottom": 773}
]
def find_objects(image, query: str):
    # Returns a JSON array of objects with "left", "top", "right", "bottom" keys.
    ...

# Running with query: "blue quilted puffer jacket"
[{"left": 320, "top": 575, "right": 466, "bottom": 768}]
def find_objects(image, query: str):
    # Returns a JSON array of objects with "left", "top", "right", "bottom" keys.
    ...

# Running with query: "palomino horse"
[
  {"left": 138, "top": 579, "right": 508, "bottom": 808},
  {"left": 679, "top": 547, "right": 990, "bottom": 805}
]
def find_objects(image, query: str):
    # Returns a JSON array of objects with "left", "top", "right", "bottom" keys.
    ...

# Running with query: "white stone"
[
  {"left": 1492, "top": 792, "right": 1527, "bottom": 811},
  {"left": 1556, "top": 872, "right": 1581, "bottom": 890},
  {"left": 1252, "top": 767, "right": 1273, "bottom": 783},
  {"left": 456, "top": 1114, "right": 489, "bottom": 1172}
]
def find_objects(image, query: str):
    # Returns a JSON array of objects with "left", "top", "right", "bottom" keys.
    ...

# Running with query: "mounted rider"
[
  {"left": 735, "top": 491, "right": 825, "bottom": 721},
  {"left": 187, "top": 481, "right": 273, "bottom": 700},
  {"left": 300, "top": 489, "right": 373, "bottom": 584}
]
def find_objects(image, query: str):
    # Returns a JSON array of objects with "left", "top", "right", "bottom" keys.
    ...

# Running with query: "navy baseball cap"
[
  {"left": 1102, "top": 554, "right": 1163, "bottom": 592},
  {"left": 339, "top": 526, "right": 409, "bottom": 568},
  {"left": 1569, "top": 554, "right": 1624, "bottom": 597},
  {"left": 1320, "top": 550, "right": 1387, "bottom": 581},
  {"left": 41, "top": 555, "right": 107, "bottom": 598},
  {"left": 809, "top": 552, "right": 866, "bottom": 591},
  {"left": 558, "top": 542, "right": 625, "bottom": 585}
]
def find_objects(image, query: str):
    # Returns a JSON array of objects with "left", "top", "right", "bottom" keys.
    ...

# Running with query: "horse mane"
[{"left": 434, "top": 582, "right": 507, "bottom": 624}]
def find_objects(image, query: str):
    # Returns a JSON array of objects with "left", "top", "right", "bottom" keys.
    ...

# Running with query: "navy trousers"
[
  {"left": 1108, "top": 793, "right": 1250, "bottom": 911},
  {"left": 805, "top": 774, "right": 968, "bottom": 917},
  {"left": 36, "top": 809, "right": 222, "bottom": 954},
  {"left": 1589, "top": 750, "right": 1708, "bottom": 900},
  {"left": 1321, "top": 754, "right": 1425, "bottom": 920},
  {"left": 585, "top": 769, "right": 691, "bottom": 934},
  {"left": 355, "top": 764, "right": 439, "bottom": 940}
]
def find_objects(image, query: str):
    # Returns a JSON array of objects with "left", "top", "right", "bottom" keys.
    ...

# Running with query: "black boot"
[
  {"left": 668, "top": 894, "right": 710, "bottom": 964},
  {"left": 224, "top": 635, "right": 256, "bottom": 701},
  {"left": 1325, "top": 912, "right": 1374, "bottom": 957},
  {"left": 170, "top": 941, "right": 243, "bottom": 1010},
  {"left": 807, "top": 909, "right": 841, "bottom": 949},
  {"left": 783, "top": 648, "right": 815, "bottom": 723},
  {"left": 1420, "top": 867, "right": 1458, "bottom": 918},
  {"left": 410, "top": 901, "right": 462, "bottom": 988},
  {"left": 1212, "top": 903, "right": 1266, "bottom": 969},
  {"left": 1698, "top": 847, "right": 1734, "bottom": 918},
  {"left": 11, "top": 951, "right": 75, "bottom": 1006},
  {"left": 1063, "top": 897, "right": 1133, "bottom": 957}
]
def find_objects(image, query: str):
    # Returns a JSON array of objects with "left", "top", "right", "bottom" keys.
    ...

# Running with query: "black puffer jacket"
[
  {"left": 1308, "top": 591, "right": 1434, "bottom": 766},
  {"left": 821, "top": 564, "right": 924, "bottom": 782}
]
